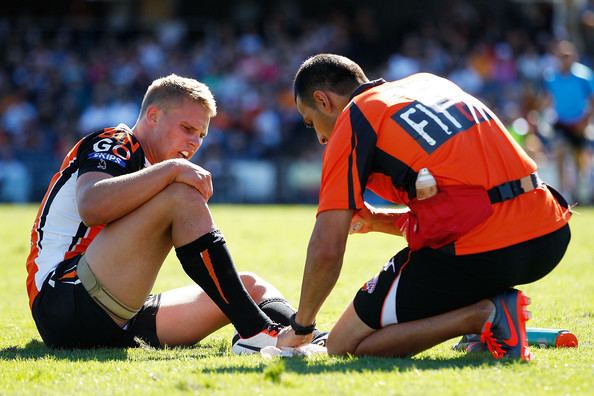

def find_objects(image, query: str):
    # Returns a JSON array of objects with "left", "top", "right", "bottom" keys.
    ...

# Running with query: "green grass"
[{"left": 1, "top": 204, "right": 593, "bottom": 395}]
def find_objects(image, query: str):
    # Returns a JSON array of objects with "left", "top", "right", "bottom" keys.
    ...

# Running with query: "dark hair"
[{"left": 293, "top": 54, "right": 369, "bottom": 106}]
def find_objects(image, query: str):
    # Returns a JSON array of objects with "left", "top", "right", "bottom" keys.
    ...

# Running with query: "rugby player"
[
  {"left": 277, "top": 54, "right": 571, "bottom": 360},
  {"left": 26, "top": 74, "right": 295, "bottom": 352}
]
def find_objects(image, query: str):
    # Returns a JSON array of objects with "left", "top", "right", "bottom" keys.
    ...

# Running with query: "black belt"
[{"left": 488, "top": 172, "right": 542, "bottom": 204}]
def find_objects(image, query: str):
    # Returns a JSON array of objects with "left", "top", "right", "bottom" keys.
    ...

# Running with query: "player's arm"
[
  {"left": 278, "top": 209, "right": 352, "bottom": 347},
  {"left": 350, "top": 201, "right": 408, "bottom": 236},
  {"left": 77, "top": 159, "right": 212, "bottom": 226}
]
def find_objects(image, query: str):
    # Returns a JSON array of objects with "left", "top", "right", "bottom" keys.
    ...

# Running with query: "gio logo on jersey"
[{"left": 89, "top": 138, "right": 130, "bottom": 168}]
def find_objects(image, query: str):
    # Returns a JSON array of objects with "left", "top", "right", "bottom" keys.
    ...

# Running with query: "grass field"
[{"left": 1, "top": 204, "right": 593, "bottom": 395}]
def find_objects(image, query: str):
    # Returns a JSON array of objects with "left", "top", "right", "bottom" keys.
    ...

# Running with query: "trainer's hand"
[
  {"left": 276, "top": 327, "right": 313, "bottom": 348},
  {"left": 171, "top": 159, "right": 213, "bottom": 200},
  {"left": 350, "top": 202, "right": 375, "bottom": 234}
]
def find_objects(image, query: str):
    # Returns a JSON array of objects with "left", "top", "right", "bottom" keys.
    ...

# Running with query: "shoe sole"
[
  {"left": 503, "top": 290, "right": 533, "bottom": 361},
  {"left": 232, "top": 343, "right": 262, "bottom": 354},
  {"left": 512, "top": 289, "right": 532, "bottom": 361}
]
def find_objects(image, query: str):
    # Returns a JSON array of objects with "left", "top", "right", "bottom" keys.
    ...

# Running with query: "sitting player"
[{"left": 26, "top": 74, "right": 297, "bottom": 353}]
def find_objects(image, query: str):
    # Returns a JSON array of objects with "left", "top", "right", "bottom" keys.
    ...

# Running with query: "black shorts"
[
  {"left": 353, "top": 224, "right": 571, "bottom": 329},
  {"left": 554, "top": 121, "right": 588, "bottom": 149},
  {"left": 31, "top": 255, "right": 162, "bottom": 349}
]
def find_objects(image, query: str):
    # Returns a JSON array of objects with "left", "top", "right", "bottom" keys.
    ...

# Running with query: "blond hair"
[{"left": 139, "top": 74, "right": 217, "bottom": 117}]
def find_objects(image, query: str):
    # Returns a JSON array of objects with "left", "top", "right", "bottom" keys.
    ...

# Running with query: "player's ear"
[
  {"left": 312, "top": 90, "right": 332, "bottom": 114},
  {"left": 145, "top": 105, "right": 159, "bottom": 125}
]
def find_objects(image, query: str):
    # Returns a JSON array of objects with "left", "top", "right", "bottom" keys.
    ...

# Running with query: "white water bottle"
[{"left": 415, "top": 168, "right": 438, "bottom": 200}]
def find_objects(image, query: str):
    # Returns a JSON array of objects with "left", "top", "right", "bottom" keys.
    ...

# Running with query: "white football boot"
[{"left": 231, "top": 323, "right": 283, "bottom": 355}]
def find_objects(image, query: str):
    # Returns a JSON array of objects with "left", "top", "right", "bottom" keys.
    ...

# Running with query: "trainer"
[
  {"left": 277, "top": 54, "right": 571, "bottom": 360},
  {"left": 27, "top": 74, "right": 294, "bottom": 351}
]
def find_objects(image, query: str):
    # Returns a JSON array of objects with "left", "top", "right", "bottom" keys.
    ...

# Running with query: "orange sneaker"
[{"left": 480, "top": 289, "right": 533, "bottom": 361}]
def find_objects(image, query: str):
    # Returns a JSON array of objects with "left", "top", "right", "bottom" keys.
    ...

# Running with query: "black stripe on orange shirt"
[
  {"left": 68, "top": 222, "right": 89, "bottom": 253},
  {"left": 347, "top": 124, "right": 356, "bottom": 209},
  {"left": 350, "top": 102, "right": 418, "bottom": 202},
  {"left": 350, "top": 104, "right": 378, "bottom": 198},
  {"left": 372, "top": 148, "right": 417, "bottom": 200},
  {"left": 36, "top": 159, "right": 79, "bottom": 251}
]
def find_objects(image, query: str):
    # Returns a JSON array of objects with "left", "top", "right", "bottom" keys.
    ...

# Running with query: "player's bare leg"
[
  {"left": 556, "top": 143, "right": 570, "bottom": 197},
  {"left": 83, "top": 182, "right": 283, "bottom": 345},
  {"left": 155, "top": 272, "right": 284, "bottom": 346},
  {"left": 84, "top": 183, "right": 216, "bottom": 324},
  {"left": 574, "top": 146, "right": 592, "bottom": 202},
  {"left": 327, "top": 300, "right": 493, "bottom": 357}
]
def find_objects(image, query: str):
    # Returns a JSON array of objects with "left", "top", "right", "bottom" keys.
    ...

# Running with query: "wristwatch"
[{"left": 289, "top": 313, "right": 316, "bottom": 335}]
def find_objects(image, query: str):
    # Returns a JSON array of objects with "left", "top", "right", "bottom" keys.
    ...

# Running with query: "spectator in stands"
[
  {"left": 543, "top": 40, "right": 594, "bottom": 203},
  {"left": 0, "top": 146, "right": 31, "bottom": 203},
  {"left": 0, "top": 3, "right": 588, "bottom": 203}
]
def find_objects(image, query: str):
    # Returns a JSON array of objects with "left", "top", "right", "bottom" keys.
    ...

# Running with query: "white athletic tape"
[{"left": 260, "top": 344, "right": 327, "bottom": 359}]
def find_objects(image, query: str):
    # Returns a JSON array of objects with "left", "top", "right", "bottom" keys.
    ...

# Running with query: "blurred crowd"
[{"left": 1, "top": 0, "right": 593, "bottom": 203}]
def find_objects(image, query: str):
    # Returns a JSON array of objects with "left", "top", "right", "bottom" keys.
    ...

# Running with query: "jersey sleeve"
[
  {"left": 77, "top": 129, "right": 144, "bottom": 178},
  {"left": 317, "top": 106, "right": 378, "bottom": 215}
]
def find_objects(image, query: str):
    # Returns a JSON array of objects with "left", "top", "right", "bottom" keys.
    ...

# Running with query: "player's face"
[
  {"left": 558, "top": 51, "right": 575, "bottom": 71},
  {"left": 556, "top": 42, "right": 577, "bottom": 72},
  {"left": 153, "top": 100, "right": 210, "bottom": 162},
  {"left": 296, "top": 96, "right": 337, "bottom": 145}
]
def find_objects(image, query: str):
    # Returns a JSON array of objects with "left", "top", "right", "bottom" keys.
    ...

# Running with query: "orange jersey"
[
  {"left": 26, "top": 124, "right": 146, "bottom": 307},
  {"left": 318, "top": 74, "right": 570, "bottom": 254}
]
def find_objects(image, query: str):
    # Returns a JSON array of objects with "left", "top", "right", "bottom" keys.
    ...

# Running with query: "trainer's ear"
[{"left": 312, "top": 90, "right": 333, "bottom": 114}]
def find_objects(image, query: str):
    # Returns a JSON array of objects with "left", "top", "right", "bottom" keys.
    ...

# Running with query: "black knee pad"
[{"left": 258, "top": 297, "right": 295, "bottom": 326}]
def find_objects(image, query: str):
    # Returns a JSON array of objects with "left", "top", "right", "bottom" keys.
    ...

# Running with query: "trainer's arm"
[
  {"left": 77, "top": 159, "right": 212, "bottom": 226},
  {"left": 296, "top": 210, "right": 352, "bottom": 325},
  {"left": 350, "top": 202, "right": 408, "bottom": 236}
]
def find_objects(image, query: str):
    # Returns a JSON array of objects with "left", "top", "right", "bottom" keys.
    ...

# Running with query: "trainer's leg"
[
  {"left": 326, "top": 248, "right": 498, "bottom": 357},
  {"left": 327, "top": 300, "right": 493, "bottom": 357},
  {"left": 156, "top": 272, "right": 287, "bottom": 346}
]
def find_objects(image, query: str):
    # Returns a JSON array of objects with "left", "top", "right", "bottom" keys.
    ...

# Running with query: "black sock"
[
  {"left": 258, "top": 297, "right": 296, "bottom": 326},
  {"left": 175, "top": 230, "right": 271, "bottom": 338},
  {"left": 258, "top": 297, "right": 323, "bottom": 339}
]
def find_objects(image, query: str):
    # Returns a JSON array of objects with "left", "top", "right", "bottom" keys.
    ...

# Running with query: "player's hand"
[
  {"left": 276, "top": 326, "right": 313, "bottom": 348},
  {"left": 350, "top": 201, "right": 376, "bottom": 234},
  {"left": 171, "top": 159, "right": 213, "bottom": 200}
]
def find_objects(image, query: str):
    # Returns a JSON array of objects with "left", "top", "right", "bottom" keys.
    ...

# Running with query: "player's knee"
[
  {"left": 162, "top": 182, "right": 208, "bottom": 209},
  {"left": 239, "top": 272, "right": 267, "bottom": 303}
]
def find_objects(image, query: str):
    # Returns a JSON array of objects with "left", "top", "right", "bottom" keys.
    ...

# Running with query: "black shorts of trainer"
[
  {"left": 31, "top": 254, "right": 162, "bottom": 349},
  {"left": 353, "top": 224, "right": 571, "bottom": 329}
]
